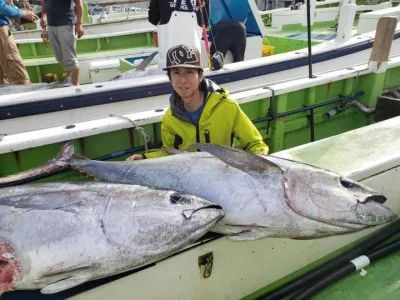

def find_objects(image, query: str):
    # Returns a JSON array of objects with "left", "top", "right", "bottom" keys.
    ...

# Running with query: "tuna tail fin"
[
  {"left": 0, "top": 141, "right": 75, "bottom": 187},
  {"left": 135, "top": 51, "right": 158, "bottom": 71},
  {"left": 55, "top": 140, "right": 75, "bottom": 162},
  {"left": 190, "top": 143, "right": 283, "bottom": 178}
]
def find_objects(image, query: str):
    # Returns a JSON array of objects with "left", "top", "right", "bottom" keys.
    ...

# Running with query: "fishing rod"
[
  {"left": 253, "top": 92, "right": 365, "bottom": 123},
  {"left": 197, "top": 0, "right": 212, "bottom": 69},
  {"left": 254, "top": 91, "right": 365, "bottom": 142}
]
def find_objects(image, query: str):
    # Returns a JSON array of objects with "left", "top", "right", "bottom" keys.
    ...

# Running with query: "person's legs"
[
  {"left": 0, "top": 28, "right": 6, "bottom": 84},
  {"left": 59, "top": 25, "right": 79, "bottom": 85},
  {"left": 0, "top": 56, "right": 7, "bottom": 84},
  {"left": 229, "top": 24, "right": 246, "bottom": 62},
  {"left": 210, "top": 23, "right": 230, "bottom": 58},
  {"left": 211, "top": 33, "right": 229, "bottom": 58},
  {"left": 0, "top": 26, "right": 30, "bottom": 84},
  {"left": 69, "top": 68, "right": 79, "bottom": 85},
  {"left": 48, "top": 26, "right": 66, "bottom": 71}
]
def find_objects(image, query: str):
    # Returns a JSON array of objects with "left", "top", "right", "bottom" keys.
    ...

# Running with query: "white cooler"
[{"left": 88, "top": 59, "right": 121, "bottom": 83}]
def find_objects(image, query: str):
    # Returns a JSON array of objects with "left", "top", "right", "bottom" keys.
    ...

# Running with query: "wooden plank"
[{"left": 369, "top": 16, "right": 398, "bottom": 63}]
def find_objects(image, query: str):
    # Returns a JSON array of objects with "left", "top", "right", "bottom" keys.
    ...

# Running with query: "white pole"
[{"left": 335, "top": 3, "right": 357, "bottom": 43}]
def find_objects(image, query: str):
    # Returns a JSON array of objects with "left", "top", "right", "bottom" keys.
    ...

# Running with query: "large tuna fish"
[
  {"left": 0, "top": 143, "right": 397, "bottom": 240},
  {"left": 0, "top": 182, "right": 224, "bottom": 295},
  {"left": 0, "top": 82, "right": 59, "bottom": 96}
]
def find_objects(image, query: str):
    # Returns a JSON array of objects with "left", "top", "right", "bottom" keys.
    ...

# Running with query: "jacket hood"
[{"left": 169, "top": 78, "right": 227, "bottom": 122}]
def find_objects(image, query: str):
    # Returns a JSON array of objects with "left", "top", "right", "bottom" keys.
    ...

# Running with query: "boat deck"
[
  {"left": 315, "top": 250, "right": 400, "bottom": 300},
  {"left": 2, "top": 116, "right": 400, "bottom": 300}
]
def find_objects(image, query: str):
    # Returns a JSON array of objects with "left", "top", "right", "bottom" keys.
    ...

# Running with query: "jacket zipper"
[
  {"left": 205, "top": 129, "right": 210, "bottom": 143},
  {"left": 196, "top": 125, "right": 200, "bottom": 143}
]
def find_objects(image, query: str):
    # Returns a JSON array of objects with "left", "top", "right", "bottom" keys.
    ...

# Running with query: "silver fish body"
[
  {"left": 0, "top": 182, "right": 224, "bottom": 294},
  {"left": 0, "top": 82, "right": 58, "bottom": 96},
  {"left": 65, "top": 144, "right": 397, "bottom": 240}
]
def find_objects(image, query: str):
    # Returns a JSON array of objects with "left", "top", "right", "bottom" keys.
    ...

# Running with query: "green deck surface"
[
  {"left": 315, "top": 249, "right": 400, "bottom": 299},
  {"left": 243, "top": 231, "right": 400, "bottom": 300}
]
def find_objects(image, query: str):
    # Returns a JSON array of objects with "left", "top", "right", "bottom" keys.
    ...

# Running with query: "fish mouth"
[
  {"left": 182, "top": 204, "right": 224, "bottom": 220},
  {"left": 365, "top": 194, "right": 387, "bottom": 204}
]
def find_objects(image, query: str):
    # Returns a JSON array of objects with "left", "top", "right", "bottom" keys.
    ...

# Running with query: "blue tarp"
[
  {"left": 287, "top": 33, "right": 337, "bottom": 41},
  {"left": 210, "top": 0, "right": 262, "bottom": 36}
]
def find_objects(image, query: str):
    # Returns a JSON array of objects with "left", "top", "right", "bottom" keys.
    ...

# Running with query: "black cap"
[{"left": 163, "top": 44, "right": 203, "bottom": 71}]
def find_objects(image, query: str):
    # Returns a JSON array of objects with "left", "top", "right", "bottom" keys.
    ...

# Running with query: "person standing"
[
  {"left": 0, "top": 0, "right": 38, "bottom": 84},
  {"left": 127, "top": 44, "right": 268, "bottom": 161},
  {"left": 210, "top": 19, "right": 247, "bottom": 70},
  {"left": 148, "top": 0, "right": 210, "bottom": 70},
  {"left": 40, "top": 0, "right": 84, "bottom": 86}
]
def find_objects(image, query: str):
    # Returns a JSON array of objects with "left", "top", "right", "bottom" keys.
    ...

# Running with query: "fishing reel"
[{"left": 211, "top": 51, "right": 224, "bottom": 71}]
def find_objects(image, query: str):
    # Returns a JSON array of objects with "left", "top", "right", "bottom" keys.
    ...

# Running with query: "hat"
[{"left": 163, "top": 44, "right": 203, "bottom": 71}]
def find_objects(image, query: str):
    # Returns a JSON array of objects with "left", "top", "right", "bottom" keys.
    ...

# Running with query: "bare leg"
[{"left": 70, "top": 69, "right": 79, "bottom": 86}]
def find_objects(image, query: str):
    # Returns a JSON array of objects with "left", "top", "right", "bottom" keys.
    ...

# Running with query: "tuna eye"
[
  {"left": 340, "top": 177, "right": 353, "bottom": 188},
  {"left": 170, "top": 193, "right": 183, "bottom": 204}
]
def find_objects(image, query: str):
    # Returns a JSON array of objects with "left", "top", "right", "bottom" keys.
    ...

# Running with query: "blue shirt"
[
  {"left": 0, "top": 0, "right": 23, "bottom": 26},
  {"left": 185, "top": 100, "right": 206, "bottom": 126}
]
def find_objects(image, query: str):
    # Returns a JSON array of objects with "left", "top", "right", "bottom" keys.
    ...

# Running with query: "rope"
[{"left": 109, "top": 114, "right": 151, "bottom": 151}]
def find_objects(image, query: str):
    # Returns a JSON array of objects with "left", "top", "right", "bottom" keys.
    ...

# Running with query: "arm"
[
  {"left": 0, "top": 0, "right": 23, "bottom": 18},
  {"left": 148, "top": 0, "right": 160, "bottom": 26},
  {"left": 126, "top": 113, "right": 173, "bottom": 161},
  {"left": 40, "top": 0, "right": 46, "bottom": 29},
  {"left": 143, "top": 119, "right": 175, "bottom": 159},
  {"left": 74, "top": 0, "right": 84, "bottom": 38},
  {"left": 232, "top": 103, "right": 269, "bottom": 155}
]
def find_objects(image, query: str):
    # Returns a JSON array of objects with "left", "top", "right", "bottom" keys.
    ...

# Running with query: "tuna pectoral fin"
[
  {"left": 191, "top": 143, "right": 283, "bottom": 177},
  {"left": 227, "top": 230, "right": 271, "bottom": 242},
  {"left": 214, "top": 224, "right": 271, "bottom": 241},
  {"left": 41, "top": 276, "right": 90, "bottom": 294}
]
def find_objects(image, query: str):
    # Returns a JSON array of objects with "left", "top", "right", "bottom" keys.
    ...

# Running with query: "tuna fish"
[
  {"left": 0, "top": 182, "right": 224, "bottom": 294},
  {"left": 0, "top": 142, "right": 397, "bottom": 240},
  {"left": 109, "top": 51, "right": 160, "bottom": 81},
  {"left": 0, "top": 82, "right": 59, "bottom": 96}
]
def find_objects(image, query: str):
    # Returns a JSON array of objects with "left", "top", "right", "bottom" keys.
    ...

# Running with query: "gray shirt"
[{"left": 45, "top": 0, "right": 75, "bottom": 26}]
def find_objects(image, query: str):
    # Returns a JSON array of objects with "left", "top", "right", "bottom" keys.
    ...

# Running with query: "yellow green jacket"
[{"left": 145, "top": 79, "right": 268, "bottom": 158}]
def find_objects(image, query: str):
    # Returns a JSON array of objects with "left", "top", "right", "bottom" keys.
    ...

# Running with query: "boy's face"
[{"left": 170, "top": 67, "right": 203, "bottom": 101}]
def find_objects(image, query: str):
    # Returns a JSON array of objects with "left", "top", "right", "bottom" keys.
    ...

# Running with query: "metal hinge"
[{"left": 198, "top": 252, "right": 214, "bottom": 279}]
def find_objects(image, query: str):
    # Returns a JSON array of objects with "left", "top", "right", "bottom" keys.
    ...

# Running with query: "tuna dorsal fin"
[
  {"left": 191, "top": 143, "right": 283, "bottom": 177},
  {"left": 135, "top": 51, "right": 158, "bottom": 71},
  {"left": 40, "top": 276, "right": 90, "bottom": 294}
]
